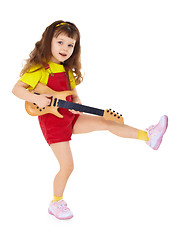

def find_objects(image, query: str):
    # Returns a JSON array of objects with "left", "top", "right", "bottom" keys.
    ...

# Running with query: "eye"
[
  {"left": 58, "top": 41, "right": 63, "bottom": 45},
  {"left": 68, "top": 44, "right": 74, "bottom": 47}
]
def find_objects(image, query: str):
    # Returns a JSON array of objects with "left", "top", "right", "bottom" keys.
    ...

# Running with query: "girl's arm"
[
  {"left": 69, "top": 87, "right": 82, "bottom": 115},
  {"left": 72, "top": 87, "right": 81, "bottom": 104},
  {"left": 12, "top": 81, "right": 51, "bottom": 108}
]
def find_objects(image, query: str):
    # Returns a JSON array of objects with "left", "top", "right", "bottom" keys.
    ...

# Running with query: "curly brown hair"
[{"left": 20, "top": 20, "right": 83, "bottom": 85}]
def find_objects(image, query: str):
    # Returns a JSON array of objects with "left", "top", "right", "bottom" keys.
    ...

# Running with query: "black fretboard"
[{"left": 58, "top": 99, "right": 104, "bottom": 116}]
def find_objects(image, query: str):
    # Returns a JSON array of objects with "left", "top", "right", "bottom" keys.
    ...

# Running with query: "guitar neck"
[{"left": 58, "top": 99, "right": 105, "bottom": 116}]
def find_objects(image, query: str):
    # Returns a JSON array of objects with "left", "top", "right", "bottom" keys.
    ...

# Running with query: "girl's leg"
[
  {"left": 73, "top": 114, "right": 168, "bottom": 150},
  {"left": 73, "top": 114, "right": 140, "bottom": 139},
  {"left": 50, "top": 141, "right": 74, "bottom": 197}
]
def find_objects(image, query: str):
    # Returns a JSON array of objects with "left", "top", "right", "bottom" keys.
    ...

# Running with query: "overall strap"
[
  {"left": 42, "top": 62, "right": 54, "bottom": 77},
  {"left": 65, "top": 67, "right": 71, "bottom": 90},
  {"left": 43, "top": 63, "right": 54, "bottom": 76},
  {"left": 42, "top": 62, "right": 71, "bottom": 90},
  {"left": 42, "top": 61, "right": 50, "bottom": 70},
  {"left": 44, "top": 64, "right": 50, "bottom": 70}
]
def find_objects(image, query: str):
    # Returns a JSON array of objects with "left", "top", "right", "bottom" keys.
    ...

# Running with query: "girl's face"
[{"left": 50, "top": 33, "right": 76, "bottom": 64}]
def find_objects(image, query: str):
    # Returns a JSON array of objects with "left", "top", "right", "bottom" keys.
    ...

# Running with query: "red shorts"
[
  {"left": 38, "top": 111, "right": 79, "bottom": 145},
  {"left": 38, "top": 67, "right": 79, "bottom": 145}
]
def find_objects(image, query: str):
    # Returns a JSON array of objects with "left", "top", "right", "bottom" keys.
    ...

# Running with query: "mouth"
[{"left": 59, "top": 53, "right": 67, "bottom": 57}]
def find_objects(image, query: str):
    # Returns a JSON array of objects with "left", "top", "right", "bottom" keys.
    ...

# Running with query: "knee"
[
  {"left": 100, "top": 118, "right": 110, "bottom": 131},
  {"left": 60, "top": 163, "right": 74, "bottom": 176},
  {"left": 67, "top": 164, "right": 74, "bottom": 174},
  {"left": 102, "top": 118, "right": 116, "bottom": 131}
]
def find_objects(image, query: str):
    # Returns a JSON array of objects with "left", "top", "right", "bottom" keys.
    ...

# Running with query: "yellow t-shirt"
[{"left": 19, "top": 61, "right": 76, "bottom": 90}]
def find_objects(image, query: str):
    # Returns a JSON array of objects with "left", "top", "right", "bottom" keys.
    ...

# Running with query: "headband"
[{"left": 56, "top": 22, "right": 70, "bottom": 27}]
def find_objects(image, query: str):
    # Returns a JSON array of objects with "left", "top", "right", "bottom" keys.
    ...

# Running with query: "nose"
[{"left": 62, "top": 46, "right": 68, "bottom": 52}]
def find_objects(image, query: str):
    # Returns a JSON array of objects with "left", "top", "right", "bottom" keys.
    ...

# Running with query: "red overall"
[{"left": 38, "top": 65, "right": 79, "bottom": 145}]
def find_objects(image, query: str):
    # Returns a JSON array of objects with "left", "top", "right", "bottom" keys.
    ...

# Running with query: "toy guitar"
[{"left": 25, "top": 83, "right": 124, "bottom": 124}]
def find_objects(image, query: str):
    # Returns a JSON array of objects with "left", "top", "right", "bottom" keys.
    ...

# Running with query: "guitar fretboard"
[{"left": 58, "top": 100, "right": 104, "bottom": 116}]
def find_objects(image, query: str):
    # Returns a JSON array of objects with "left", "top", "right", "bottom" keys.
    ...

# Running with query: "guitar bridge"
[
  {"left": 48, "top": 96, "right": 53, "bottom": 107},
  {"left": 53, "top": 98, "right": 57, "bottom": 107}
]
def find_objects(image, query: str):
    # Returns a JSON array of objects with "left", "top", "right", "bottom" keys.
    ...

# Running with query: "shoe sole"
[
  {"left": 153, "top": 115, "right": 168, "bottom": 150},
  {"left": 48, "top": 209, "right": 73, "bottom": 220}
]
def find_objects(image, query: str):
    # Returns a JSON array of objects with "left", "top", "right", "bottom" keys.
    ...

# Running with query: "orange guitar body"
[
  {"left": 25, "top": 83, "right": 124, "bottom": 124},
  {"left": 25, "top": 83, "right": 74, "bottom": 118}
]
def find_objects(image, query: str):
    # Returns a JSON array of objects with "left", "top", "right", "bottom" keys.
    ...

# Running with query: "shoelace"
[
  {"left": 146, "top": 125, "right": 155, "bottom": 135},
  {"left": 58, "top": 203, "right": 70, "bottom": 212}
]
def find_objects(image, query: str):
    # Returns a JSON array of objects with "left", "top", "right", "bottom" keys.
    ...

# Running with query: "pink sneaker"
[
  {"left": 48, "top": 199, "right": 73, "bottom": 220},
  {"left": 146, "top": 115, "right": 168, "bottom": 150}
]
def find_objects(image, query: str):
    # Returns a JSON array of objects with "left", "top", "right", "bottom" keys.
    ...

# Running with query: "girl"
[{"left": 12, "top": 20, "right": 168, "bottom": 220}]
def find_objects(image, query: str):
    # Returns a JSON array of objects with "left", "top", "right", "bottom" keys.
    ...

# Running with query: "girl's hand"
[
  {"left": 69, "top": 98, "right": 83, "bottom": 115},
  {"left": 35, "top": 94, "right": 52, "bottom": 108},
  {"left": 12, "top": 81, "right": 51, "bottom": 108}
]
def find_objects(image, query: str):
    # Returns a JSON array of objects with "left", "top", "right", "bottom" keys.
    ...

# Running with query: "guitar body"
[
  {"left": 25, "top": 83, "right": 124, "bottom": 124},
  {"left": 25, "top": 83, "right": 74, "bottom": 118}
]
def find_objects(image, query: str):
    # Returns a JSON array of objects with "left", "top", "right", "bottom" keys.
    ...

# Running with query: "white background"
[{"left": 1, "top": 0, "right": 196, "bottom": 239}]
